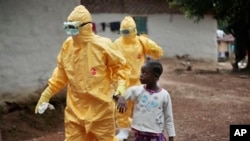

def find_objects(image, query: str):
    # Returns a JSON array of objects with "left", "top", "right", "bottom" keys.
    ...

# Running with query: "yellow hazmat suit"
[
  {"left": 35, "top": 5, "right": 129, "bottom": 141},
  {"left": 113, "top": 16, "right": 163, "bottom": 140}
]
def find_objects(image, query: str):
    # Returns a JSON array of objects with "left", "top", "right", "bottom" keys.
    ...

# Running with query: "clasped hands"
[{"left": 113, "top": 95, "right": 127, "bottom": 113}]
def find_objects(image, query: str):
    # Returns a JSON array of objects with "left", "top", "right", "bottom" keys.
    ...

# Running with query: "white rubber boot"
[{"left": 115, "top": 128, "right": 131, "bottom": 141}]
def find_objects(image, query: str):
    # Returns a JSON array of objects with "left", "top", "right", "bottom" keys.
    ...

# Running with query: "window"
[{"left": 133, "top": 16, "right": 148, "bottom": 35}]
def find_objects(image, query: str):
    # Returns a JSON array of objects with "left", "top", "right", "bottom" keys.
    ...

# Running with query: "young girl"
[
  {"left": 113, "top": 16, "right": 163, "bottom": 141},
  {"left": 119, "top": 60, "right": 176, "bottom": 141}
]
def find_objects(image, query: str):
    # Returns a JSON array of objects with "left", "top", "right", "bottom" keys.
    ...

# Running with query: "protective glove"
[
  {"left": 35, "top": 87, "right": 54, "bottom": 114},
  {"left": 114, "top": 80, "right": 126, "bottom": 97},
  {"left": 37, "top": 102, "right": 55, "bottom": 114}
]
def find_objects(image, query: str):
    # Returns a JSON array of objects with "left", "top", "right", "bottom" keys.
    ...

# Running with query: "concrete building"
[{"left": 0, "top": 0, "right": 80, "bottom": 104}]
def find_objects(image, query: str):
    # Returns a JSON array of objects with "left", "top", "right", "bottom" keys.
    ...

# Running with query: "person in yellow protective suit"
[
  {"left": 35, "top": 5, "right": 129, "bottom": 141},
  {"left": 113, "top": 16, "right": 164, "bottom": 140}
]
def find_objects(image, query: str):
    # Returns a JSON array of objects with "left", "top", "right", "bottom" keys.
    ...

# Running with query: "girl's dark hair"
[{"left": 146, "top": 60, "right": 163, "bottom": 77}]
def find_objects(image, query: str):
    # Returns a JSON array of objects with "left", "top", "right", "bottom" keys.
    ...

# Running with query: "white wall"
[
  {"left": 0, "top": 1, "right": 217, "bottom": 103},
  {"left": 92, "top": 13, "right": 217, "bottom": 60},
  {"left": 0, "top": 0, "right": 80, "bottom": 103},
  {"left": 150, "top": 14, "right": 217, "bottom": 60}
]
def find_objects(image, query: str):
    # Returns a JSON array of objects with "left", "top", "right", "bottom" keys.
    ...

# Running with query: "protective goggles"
[
  {"left": 119, "top": 28, "right": 136, "bottom": 36},
  {"left": 63, "top": 21, "right": 92, "bottom": 30},
  {"left": 63, "top": 21, "right": 92, "bottom": 36}
]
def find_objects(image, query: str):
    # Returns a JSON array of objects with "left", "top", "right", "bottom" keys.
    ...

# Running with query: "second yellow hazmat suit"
[
  {"left": 113, "top": 16, "right": 163, "bottom": 140},
  {"left": 35, "top": 5, "right": 129, "bottom": 141}
]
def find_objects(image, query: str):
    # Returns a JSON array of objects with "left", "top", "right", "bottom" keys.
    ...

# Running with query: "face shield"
[
  {"left": 63, "top": 21, "right": 91, "bottom": 36},
  {"left": 119, "top": 28, "right": 136, "bottom": 37}
]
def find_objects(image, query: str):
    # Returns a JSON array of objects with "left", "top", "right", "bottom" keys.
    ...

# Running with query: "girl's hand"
[{"left": 113, "top": 95, "right": 127, "bottom": 113}]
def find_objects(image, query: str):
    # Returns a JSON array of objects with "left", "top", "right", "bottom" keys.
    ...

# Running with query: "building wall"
[
  {"left": 0, "top": 0, "right": 80, "bottom": 104},
  {"left": 0, "top": 1, "right": 217, "bottom": 103},
  {"left": 217, "top": 41, "right": 234, "bottom": 61},
  {"left": 217, "top": 42, "right": 229, "bottom": 60},
  {"left": 218, "top": 42, "right": 229, "bottom": 52}
]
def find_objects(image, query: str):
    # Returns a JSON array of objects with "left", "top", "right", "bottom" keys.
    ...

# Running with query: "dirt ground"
[{"left": 0, "top": 58, "right": 249, "bottom": 141}]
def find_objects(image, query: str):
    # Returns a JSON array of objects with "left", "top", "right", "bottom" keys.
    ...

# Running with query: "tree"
[{"left": 168, "top": 0, "right": 250, "bottom": 71}]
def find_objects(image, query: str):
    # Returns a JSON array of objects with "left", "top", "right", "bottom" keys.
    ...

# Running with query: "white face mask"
[{"left": 63, "top": 21, "right": 91, "bottom": 36}]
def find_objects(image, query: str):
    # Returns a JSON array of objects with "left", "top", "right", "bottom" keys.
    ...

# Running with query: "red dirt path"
[{"left": 1, "top": 58, "right": 249, "bottom": 141}]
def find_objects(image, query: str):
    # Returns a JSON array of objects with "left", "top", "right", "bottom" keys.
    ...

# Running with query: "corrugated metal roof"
[
  {"left": 217, "top": 34, "right": 234, "bottom": 42},
  {"left": 81, "top": 0, "right": 182, "bottom": 14}
]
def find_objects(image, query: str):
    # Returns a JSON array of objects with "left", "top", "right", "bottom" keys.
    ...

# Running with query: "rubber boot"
[{"left": 115, "top": 128, "right": 131, "bottom": 141}]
